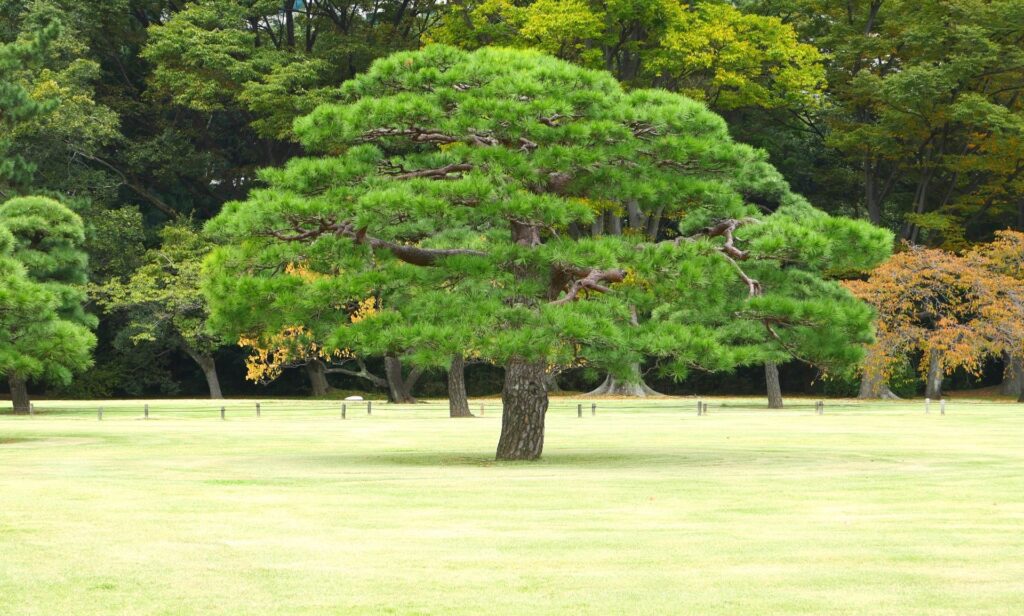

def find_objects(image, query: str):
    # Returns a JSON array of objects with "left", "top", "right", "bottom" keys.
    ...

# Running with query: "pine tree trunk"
[
  {"left": 925, "top": 349, "right": 943, "bottom": 399},
  {"left": 586, "top": 362, "right": 661, "bottom": 396},
  {"left": 496, "top": 359, "right": 549, "bottom": 461},
  {"left": 189, "top": 353, "right": 223, "bottom": 399},
  {"left": 447, "top": 354, "right": 472, "bottom": 417},
  {"left": 8, "top": 374, "right": 30, "bottom": 414},
  {"left": 384, "top": 355, "right": 416, "bottom": 403},
  {"left": 765, "top": 361, "right": 783, "bottom": 409},
  {"left": 1000, "top": 352, "right": 1022, "bottom": 397},
  {"left": 545, "top": 372, "right": 562, "bottom": 393},
  {"left": 306, "top": 359, "right": 331, "bottom": 397}
]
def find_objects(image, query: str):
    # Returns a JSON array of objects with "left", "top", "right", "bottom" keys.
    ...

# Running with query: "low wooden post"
[
  {"left": 591, "top": 403, "right": 596, "bottom": 416},
  {"left": 697, "top": 400, "right": 703, "bottom": 416},
  {"left": 341, "top": 403, "right": 346, "bottom": 419},
  {"left": 256, "top": 402, "right": 261, "bottom": 418},
  {"left": 577, "top": 403, "right": 582, "bottom": 418},
  {"left": 367, "top": 401, "right": 372, "bottom": 416},
  {"left": 703, "top": 402, "right": 709, "bottom": 415},
  {"left": 144, "top": 403, "right": 149, "bottom": 420},
  {"left": 28, "top": 402, "right": 34, "bottom": 417},
  {"left": 220, "top": 406, "right": 225, "bottom": 420},
  {"left": 98, "top": 406, "right": 103, "bottom": 421},
  {"left": 940, "top": 399, "right": 946, "bottom": 415},
  {"left": 925, "top": 397, "right": 931, "bottom": 414}
]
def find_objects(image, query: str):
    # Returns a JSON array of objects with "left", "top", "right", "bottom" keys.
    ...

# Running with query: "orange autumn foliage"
[{"left": 846, "top": 246, "right": 1001, "bottom": 382}]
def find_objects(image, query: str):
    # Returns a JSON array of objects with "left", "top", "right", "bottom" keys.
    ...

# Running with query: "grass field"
[{"left": 1, "top": 397, "right": 1023, "bottom": 615}]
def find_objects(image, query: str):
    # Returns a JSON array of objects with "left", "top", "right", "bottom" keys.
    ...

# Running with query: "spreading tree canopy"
[
  {"left": 0, "top": 196, "right": 95, "bottom": 413},
  {"left": 204, "top": 45, "right": 890, "bottom": 459},
  {"left": 93, "top": 223, "right": 226, "bottom": 399}
]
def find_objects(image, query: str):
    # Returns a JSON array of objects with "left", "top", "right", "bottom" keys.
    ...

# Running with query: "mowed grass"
[{"left": 1, "top": 397, "right": 1023, "bottom": 615}]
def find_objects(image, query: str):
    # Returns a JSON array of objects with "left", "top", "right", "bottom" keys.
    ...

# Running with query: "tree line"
[{"left": 2, "top": 1, "right": 1023, "bottom": 423}]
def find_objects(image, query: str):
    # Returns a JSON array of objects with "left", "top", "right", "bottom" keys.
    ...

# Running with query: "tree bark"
[
  {"left": 189, "top": 352, "right": 223, "bottom": 399},
  {"left": 496, "top": 359, "right": 549, "bottom": 461},
  {"left": 1000, "top": 352, "right": 1022, "bottom": 397},
  {"left": 306, "top": 359, "right": 331, "bottom": 397},
  {"left": 384, "top": 355, "right": 416, "bottom": 403},
  {"left": 447, "top": 354, "right": 473, "bottom": 417},
  {"left": 586, "top": 363, "right": 662, "bottom": 396},
  {"left": 1016, "top": 359, "right": 1024, "bottom": 404},
  {"left": 545, "top": 372, "right": 562, "bottom": 393},
  {"left": 765, "top": 361, "right": 783, "bottom": 409},
  {"left": 858, "top": 371, "right": 900, "bottom": 399},
  {"left": 7, "top": 374, "right": 30, "bottom": 414},
  {"left": 925, "top": 349, "right": 943, "bottom": 399}
]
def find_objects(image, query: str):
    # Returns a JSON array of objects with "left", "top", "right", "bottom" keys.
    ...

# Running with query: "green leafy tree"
[
  {"left": 0, "top": 14, "right": 59, "bottom": 191},
  {"left": 204, "top": 46, "right": 889, "bottom": 459},
  {"left": 94, "top": 223, "right": 226, "bottom": 399},
  {"left": 430, "top": 0, "right": 824, "bottom": 112},
  {"left": 0, "top": 196, "right": 96, "bottom": 413},
  {"left": 746, "top": 0, "right": 1024, "bottom": 241}
]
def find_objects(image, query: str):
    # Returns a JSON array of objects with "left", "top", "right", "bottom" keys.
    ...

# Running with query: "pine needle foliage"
[{"left": 204, "top": 46, "right": 890, "bottom": 456}]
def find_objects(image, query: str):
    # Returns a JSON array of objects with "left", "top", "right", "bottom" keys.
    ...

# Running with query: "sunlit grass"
[{"left": 2, "top": 397, "right": 1023, "bottom": 615}]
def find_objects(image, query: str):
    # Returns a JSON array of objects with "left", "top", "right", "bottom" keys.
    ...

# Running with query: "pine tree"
[
  {"left": 0, "top": 197, "right": 95, "bottom": 412},
  {"left": 204, "top": 46, "right": 890, "bottom": 459}
]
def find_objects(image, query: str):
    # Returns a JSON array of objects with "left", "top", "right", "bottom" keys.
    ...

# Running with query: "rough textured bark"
[
  {"left": 496, "top": 359, "right": 549, "bottom": 461},
  {"left": 765, "top": 362, "right": 783, "bottom": 409},
  {"left": 7, "top": 374, "right": 30, "bottom": 414},
  {"left": 189, "top": 352, "right": 223, "bottom": 399},
  {"left": 384, "top": 355, "right": 416, "bottom": 403},
  {"left": 1000, "top": 352, "right": 1022, "bottom": 397},
  {"left": 925, "top": 349, "right": 943, "bottom": 399},
  {"left": 447, "top": 354, "right": 473, "bottom": 417},
  {"left": 306, "top": 359, "right": 331, "bottom": 397}
]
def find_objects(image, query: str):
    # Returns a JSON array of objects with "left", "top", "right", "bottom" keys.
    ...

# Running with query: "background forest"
[{"left": 2, "top": 0, "right": 1022, "bottom": 400}]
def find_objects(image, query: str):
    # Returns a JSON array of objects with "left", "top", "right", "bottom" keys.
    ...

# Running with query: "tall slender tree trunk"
[
  {"left": 765, "top": 362, "right": 783, "bottom": 409},
  {"left": 384, "top": 355, "right": 416, "bottom": 403},
  {"left": 7, "top": 374, "right": 30, "bottom": 414},
  {"left": 925, "top": 349, "right": 943, "bottom": 399},
  {"left": 447, "top": 354, "right": 472, "bottom": 417},
  {"left": 188, "top": 352, "right": 223, "bottom": 399},
  {"left": 306, "top": 359, "right": 331, "bottom": 397},
  {"left": 1000, "top": 352, "right": 1022, "bottom": 397},
  {"left": 496, "top": 359, "right": 549, "bottom": 461}
]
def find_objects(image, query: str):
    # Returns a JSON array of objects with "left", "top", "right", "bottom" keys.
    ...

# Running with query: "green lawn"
[{"left": 1, "top": 397, "right": 1023, "bottom": 615}]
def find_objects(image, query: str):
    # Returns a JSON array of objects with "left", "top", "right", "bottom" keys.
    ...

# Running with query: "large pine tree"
[{"left": 204, "top": 46, "right": 891, "bottom": 459}]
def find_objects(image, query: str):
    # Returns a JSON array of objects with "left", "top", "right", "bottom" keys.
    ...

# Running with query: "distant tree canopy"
[
  {"left": 429, "top": 0, "right": 825, "bottom": 112},
  {"left": 204, "top": 45, "right": 889, "bottom": 458}
]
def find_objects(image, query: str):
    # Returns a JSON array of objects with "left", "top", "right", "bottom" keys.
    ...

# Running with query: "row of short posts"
[
  {"left": 815, "top": 401, "right": 825, "bottom": 415},
  {"left": 576, "top": 403, "right": 597, "bottom": 417},
  {"left": 925, "top": 398, "right": 946, "bottom": 415},
  {"left": 696, "top": 401, "right": 708, "bottom": 416}
]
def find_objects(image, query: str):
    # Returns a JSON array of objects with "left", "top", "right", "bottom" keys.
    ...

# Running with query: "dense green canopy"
[
  {"left": 204, "top": 45, "right": 890, "bottom": 458},
  {"left": 0, "top": 196, "right": 95, "bottom": 412}
]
